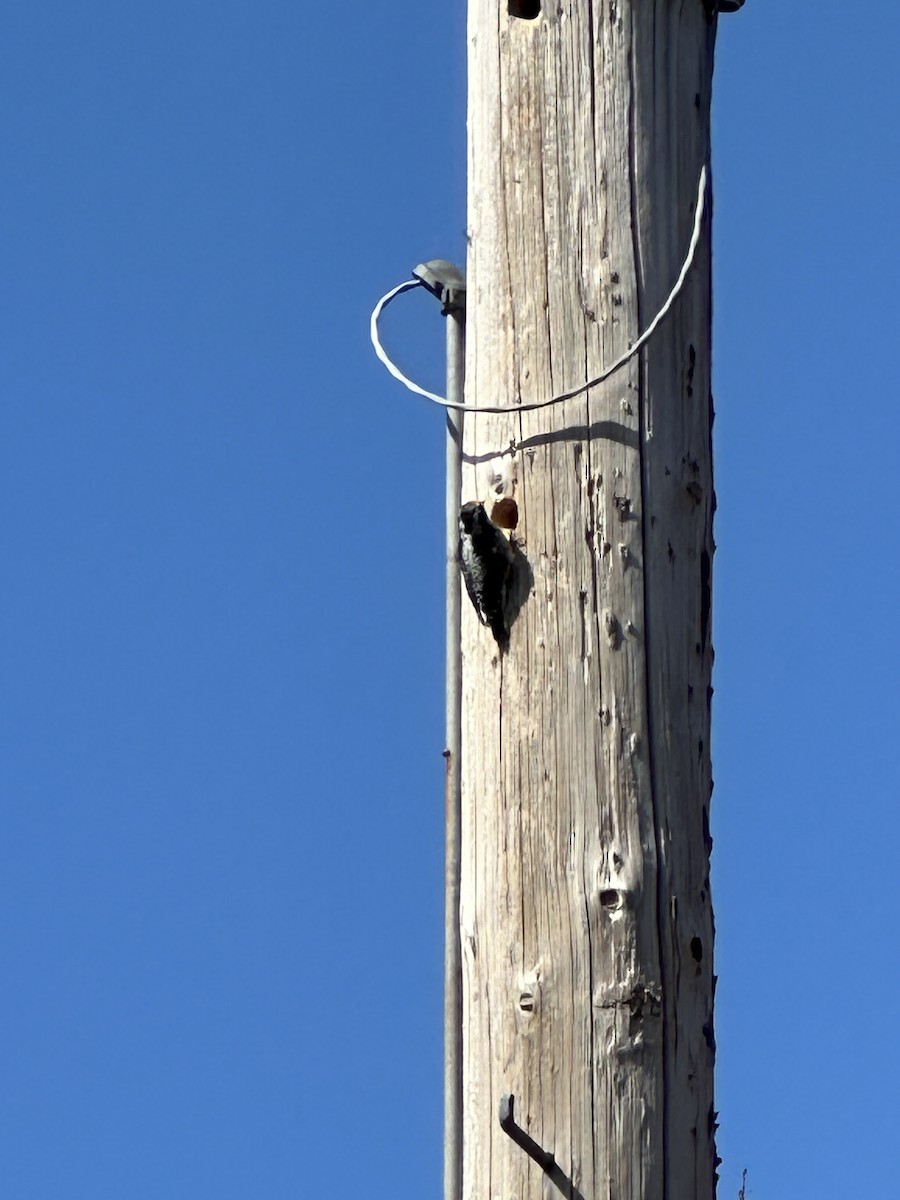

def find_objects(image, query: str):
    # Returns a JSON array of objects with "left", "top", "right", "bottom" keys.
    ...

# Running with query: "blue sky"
[{"left": 1, "top": 3, "right": 897, "bottom": 1197}]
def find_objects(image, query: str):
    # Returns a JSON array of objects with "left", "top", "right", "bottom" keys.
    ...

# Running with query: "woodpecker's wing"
[{"left": 457, "top": 536, "right": 489, "bottom": 626}]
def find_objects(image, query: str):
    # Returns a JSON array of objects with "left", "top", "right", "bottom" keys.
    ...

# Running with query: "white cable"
[
  {"left": 370, "top": 165, "right": 708, "bottom": 416},
  {"left": 369, "top": 279, "right": 450, "bottom": 405}
]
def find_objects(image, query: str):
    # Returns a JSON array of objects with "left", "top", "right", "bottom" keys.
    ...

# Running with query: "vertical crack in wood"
[
  {"left": 582, "top": 21, "right": 600, "bottom": 1189},
  {"left": 628, "top": 10, "right": 672, "bottom": 1197},
  {"left": 497, "top": 14, "right": 518, "bottom": 410},
  {"left": 586, "top": 0, "right": 597, "bottom": 151}
]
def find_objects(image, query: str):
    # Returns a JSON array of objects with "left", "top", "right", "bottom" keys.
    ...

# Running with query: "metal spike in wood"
[{"left": 459, "top": 4, "right": 717, "bottom": 1198}]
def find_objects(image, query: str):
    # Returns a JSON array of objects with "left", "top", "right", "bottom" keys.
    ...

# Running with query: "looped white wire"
[
  {"left": 370, "top": 280, "right": 449, "bottom": 405},
  {"left": 370, "top": 165, "right": 707, "bottom": 415}
]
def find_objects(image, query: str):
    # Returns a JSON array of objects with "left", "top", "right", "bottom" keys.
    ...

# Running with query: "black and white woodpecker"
[{"left": 457, "top": 501, "right": 516, "bottom": 652}]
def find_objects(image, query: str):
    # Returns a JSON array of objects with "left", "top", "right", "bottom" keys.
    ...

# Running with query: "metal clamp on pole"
[{"left": 413, "top": 259, "right": 466, "bottom": 316}]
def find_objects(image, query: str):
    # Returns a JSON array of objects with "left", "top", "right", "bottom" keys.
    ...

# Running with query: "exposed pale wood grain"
[{"left": 461, "top": 4, "right": 716, "bottom": 1198}]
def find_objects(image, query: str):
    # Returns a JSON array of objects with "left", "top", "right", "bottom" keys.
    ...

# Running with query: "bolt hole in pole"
[{"left": 508, "top": 0, "right": 541, "bottom": 19}]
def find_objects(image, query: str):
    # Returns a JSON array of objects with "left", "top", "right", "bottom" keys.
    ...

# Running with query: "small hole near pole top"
[{"left": 508, "top": 1, "right": 541, "bottom": 19}]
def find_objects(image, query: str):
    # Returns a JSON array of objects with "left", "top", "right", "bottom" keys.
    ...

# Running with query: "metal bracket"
[
  {"left": 413, "top": 259, "right": 466, "bottom": 316},
  {"left": 499, "top": 1094, "right": 555, "bottom": 1173}
]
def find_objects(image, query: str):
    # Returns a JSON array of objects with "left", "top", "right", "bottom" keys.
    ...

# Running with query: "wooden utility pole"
[{"left": 457, "top": 3, "right": 719, "bottom": 1198}]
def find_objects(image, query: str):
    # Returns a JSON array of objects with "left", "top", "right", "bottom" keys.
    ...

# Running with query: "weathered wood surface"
[{"left": 460, "top": 4, "right": 716, "bottom": 1198}]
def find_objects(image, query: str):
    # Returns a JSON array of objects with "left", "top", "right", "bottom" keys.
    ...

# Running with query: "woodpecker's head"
[{"left": 459, "top": 501, "right": 487, "bottom": 536}]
